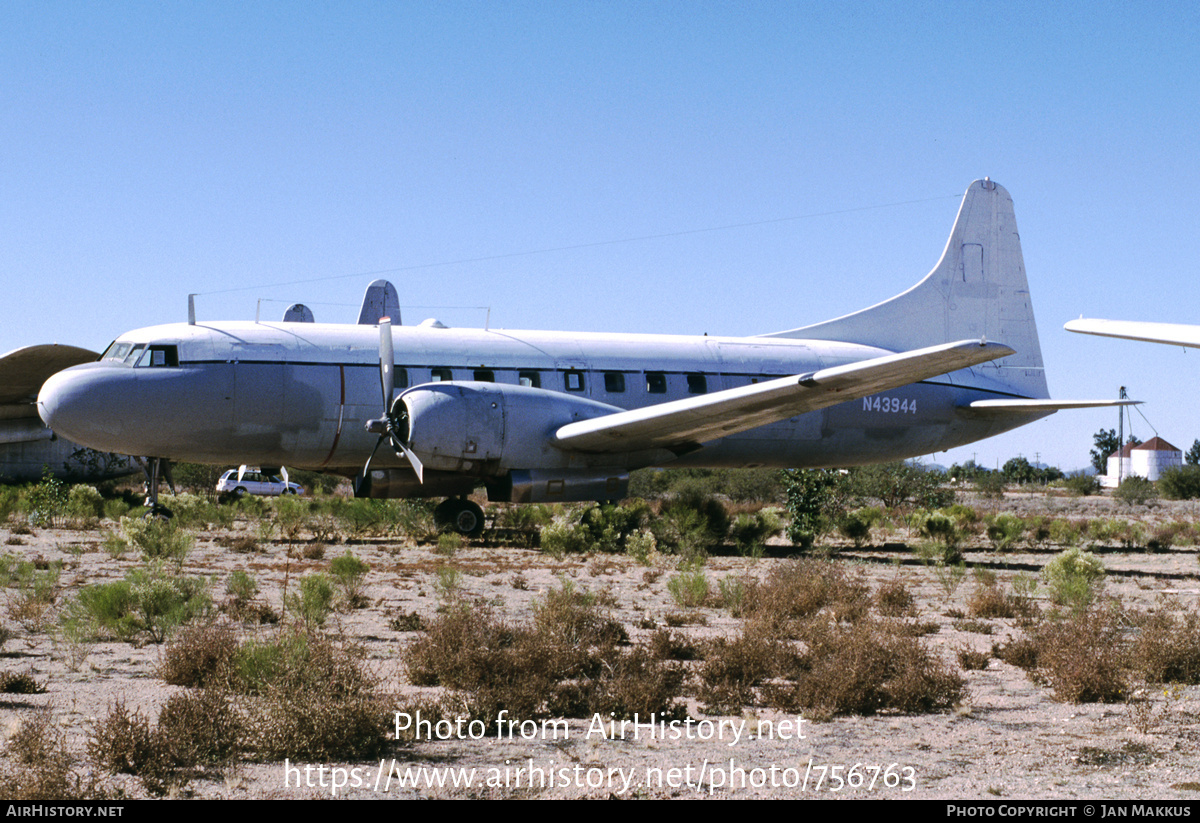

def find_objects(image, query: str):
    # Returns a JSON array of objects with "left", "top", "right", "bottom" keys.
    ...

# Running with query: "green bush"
[
  {"left": 62, "top": 567, "right": 211, "bottom": 643},
  {"left": 1041, "top": 547, "right": 1105, "bottom": 613},
  {"left": 844, "top": 461, "right": 953, "bottom": 509},
  {"left": 667, "top": 569, "right": 710, "bottom": 608},
  {"left": 286, "top": 573, "right": 336, "bottom": 626},
  {"left": 782, "top": 469, "right": 847, "bottom": 549},
  {"left": 25, "top": 470, "right": 68, "bottom": 527},
  {"left": 651, "top": 492, "right": 728, "bottom": 558},
  {"left": 728, "top": 510, "right": 783, "bottom": 556},
  {"left": 541, "top": 502, "right": 651, "bottom": 556},
  {"left": 66, "top": 485, "right": 104, "bottom": 523},
  {"left": 985, "top": 514, "right": 1025, "bottom": 552},
  {"left": 330, "top": 551, "right": 370, "bottom": 607},
  {"left": 1158, "top": 465, "right": 1200, "bottom": 500},
  {"left": 1113, "top": 475, "right": 1157, "bottom": 506},
  {"left": 1064, "top": 474, "right": 1101, "bottom": 497},
  {"left": 118, "top": 517, "right": 194, "bottom": 566}
]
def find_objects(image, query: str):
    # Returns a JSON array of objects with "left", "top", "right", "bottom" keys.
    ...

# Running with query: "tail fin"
[
  {"left": 762, "top": 179, "right": 1048, "bottom": 399},
  {"left": 358, "top": 279, "right": 401, "bottom": 325}
]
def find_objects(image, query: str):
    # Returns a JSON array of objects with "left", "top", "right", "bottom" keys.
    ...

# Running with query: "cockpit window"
[
  {"left": 133, "top": 345, "right": 179, "bottom": 368},
  {"left": 123, "top": 344, "right": 145, "bottom": 365},
  {"left": 102, "top": 342, "right": 133, "bottom": 362}
]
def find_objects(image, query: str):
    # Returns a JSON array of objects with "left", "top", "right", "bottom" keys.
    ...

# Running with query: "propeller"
[{"left": 363, "top": 318, "right": 424, "bottom": 482}]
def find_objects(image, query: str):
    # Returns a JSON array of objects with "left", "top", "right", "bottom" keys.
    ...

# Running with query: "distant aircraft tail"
[{"left": 762, "top": 178, "right": 1049, "bottom": 400}]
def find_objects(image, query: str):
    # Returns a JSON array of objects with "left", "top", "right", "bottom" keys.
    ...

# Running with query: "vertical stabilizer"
[
  {"left": 357, "top": 279, "right": 402, "bottom": 325},
  {"left": 763, "top": 179, "right": 1048, "bottom": 399}
]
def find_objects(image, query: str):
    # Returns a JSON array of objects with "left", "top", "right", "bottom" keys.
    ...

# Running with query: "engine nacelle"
[
  {"left": 353, "top": 469, "right": 477, "bottom": 499},
  {"left": 399, "top": 382, "right": 624, "bottom": 474},
  {"left": 487, "top": 469, "right": 629, "bottom": 503}
]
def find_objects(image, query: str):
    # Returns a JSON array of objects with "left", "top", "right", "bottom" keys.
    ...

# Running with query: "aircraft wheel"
[
  {"left": 436, "top": 499, "right": 485, "bottom": 538},
  {"left": 144, "top": 504, "right": 173, "bottom": 520}
]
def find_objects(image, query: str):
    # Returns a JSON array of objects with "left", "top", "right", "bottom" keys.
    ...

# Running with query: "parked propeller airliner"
[{"left": 38, "top": 179, "right": 1126, "bottom": 534}]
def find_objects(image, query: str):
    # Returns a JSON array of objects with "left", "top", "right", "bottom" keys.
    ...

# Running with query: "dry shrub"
[
  {"left": 406, "top": 603, "right": 577, "bottom": 722},
  {"left": 1031, "top": 609, "right": 1128, "bottom": 703},
  {"left": 242, "top": 627, "right": 390, "bottom": 760},
  {"left": 968, "top": 581, "right": 1034, "bottom": 620},
  {"left": 768, "top": 619, "right": 965, "bottom": 719},
  {"left": 697, "top": 627, "right": 788, "bottom": 714},
  {"left": 89, "top": 691, "right": 244, "bottom": 796},
  {"left": 88, "top": 701, "right": 157, "bottom": 778},
  {"left": 664, "top": 610, "right": 707, "bottom": 627},
  {"left": 1129, "top": 609, "right": 1200, "bottom": 684},
  {"left": 648, "top": 629, "right": 700, "bottom": 661},
  {"left": 2, "top": 707, "right": 108, "bottom": 800},
  {"left": 743, "top": 558, "right": 871, "bottom": 635},
  {"left": 156, "top": 688, "right": 242, "bottom": 767},
  {"left": 158, "top": 622, "right": 238, "bottom": 688},
  {"left": 222, "top": 535, "right": 262, "bottom": 554},
  {"left": 0, "top": 671, "right": 46, "bottom": 694},
  {"left": 875, "top": 578, "right": 916, "bottom": 617},
  {"left": 552, "top": 647, "right": 686, "bottom": 721},
  {"left": 957, "top": 647, "right": 991, "bottom": 670},
  {"left": 407, "top": 596, "right": 681, "bottom": 726},
  {"left": 993, "top": 636, "right": 1040, "bottom": 670},
  {"left": 533, "top": 580, "right": 628, "bottom": 647}
]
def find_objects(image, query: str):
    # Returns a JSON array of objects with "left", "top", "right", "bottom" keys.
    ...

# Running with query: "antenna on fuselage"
[{"left": 188, "top": 294, "right": 196, "bottom": 325}]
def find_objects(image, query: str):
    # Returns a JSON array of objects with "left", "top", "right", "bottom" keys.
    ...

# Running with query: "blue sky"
[{"left": 4, "top": 1, "right": 1199, "bottom": 471}]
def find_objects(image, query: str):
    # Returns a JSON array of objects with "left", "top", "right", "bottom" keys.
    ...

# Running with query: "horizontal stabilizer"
[
  {"left": 555, "top": 339, "right": 1013, "bottom": 454},
  {"left": 965, "top": 398, "right": 1141, "bottom": 416},
  {"left": 1064, "top": 318, "right": 1200, "bottom": 349}
]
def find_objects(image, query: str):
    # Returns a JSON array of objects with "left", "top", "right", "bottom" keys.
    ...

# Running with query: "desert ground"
[{"left": 2, "top": 487, "right": 1200, "bottom": 801}]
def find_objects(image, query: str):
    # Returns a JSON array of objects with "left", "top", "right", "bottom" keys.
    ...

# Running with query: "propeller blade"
[
  {"left": 162, "top": 460, "right": 177, "bottom": 496},
  {"left": 396, "top": 440, "right": 424, "bottom": 484},
  {"left": 379, "top": 317, "right": 394, "bottom": 410},
  {"left": 362, "top": 433, "right": 386, "bottom": 477}
]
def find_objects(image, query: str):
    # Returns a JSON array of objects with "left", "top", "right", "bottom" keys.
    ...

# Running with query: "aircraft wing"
[
  {"left": 554, "top": 339, "right": 1013, "bottom": 454},
  {"left": 1064, "top": 318, "right": 1200, "bottom": 349},
  {"left": 0, "top": 344, "right": 100, "bottom": 409},
  {"left": 966, "top": 398, "right": 1141, "bottom": 415}
]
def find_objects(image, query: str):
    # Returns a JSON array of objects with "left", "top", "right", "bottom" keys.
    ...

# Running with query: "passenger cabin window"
[
  {"left": 604, "top": 372, "right": 626, "bottom": 393},
  {"left": 473, "top": 369, "right": 495, "bottom": 382},
  {"left": 687, "top": 373, "right": 707, "bottom": 394},
  {"left": 646, "top": 372, "right": 667, "bottom": 394},
  {"left": 396, "top": 367, "right": 409, "bottom": 389},
  {"left": 519, "top": 370, "right": 540, "bottom": 388},
  {"left": 430, "top": 368, "right": 453, "bottom": 382},
  {"left": 563, "top": 370, "right": 586, "bottom": 392}
]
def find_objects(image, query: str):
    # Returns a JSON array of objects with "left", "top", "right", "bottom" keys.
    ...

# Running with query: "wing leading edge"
[
  {"left": 554, "top": 339, "right": 1014, "bottom": 455},
  {"left": 1064, "top": 318, "right": 1200, "bottom": 349}
]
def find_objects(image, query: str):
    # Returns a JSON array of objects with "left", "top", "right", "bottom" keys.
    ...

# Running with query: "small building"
[{"left": 1102, "top": 436, "right": 1182, "bottom": 487}]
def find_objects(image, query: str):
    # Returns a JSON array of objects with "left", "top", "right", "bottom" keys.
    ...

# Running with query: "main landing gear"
[{"left": 433, "top": 497, "right": 485, "bottom": 538}]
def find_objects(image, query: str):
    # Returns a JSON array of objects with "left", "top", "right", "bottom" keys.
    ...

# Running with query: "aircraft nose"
[{"left": 38, "top": 365, "right": 128, "bottom": 452}]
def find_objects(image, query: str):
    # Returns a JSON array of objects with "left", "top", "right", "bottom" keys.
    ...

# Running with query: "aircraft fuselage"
[{"left": 37, "top": 318, "right": 1038, "bottom": 488}]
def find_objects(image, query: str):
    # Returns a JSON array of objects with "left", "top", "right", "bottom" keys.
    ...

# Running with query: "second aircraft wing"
[{"left": 1064, "top": 318, "right": 1200, "bottom": 349}]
